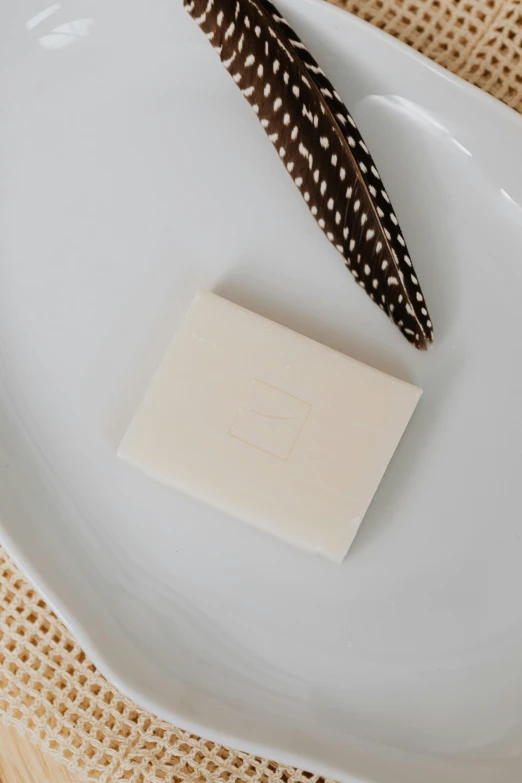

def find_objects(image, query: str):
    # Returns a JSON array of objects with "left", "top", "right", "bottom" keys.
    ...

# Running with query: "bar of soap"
[{"left": 119, "top": 292, "right": 422, "bottom": 563}]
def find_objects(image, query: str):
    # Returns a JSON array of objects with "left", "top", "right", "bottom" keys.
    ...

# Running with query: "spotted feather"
[{"left": 184, "top": 0, "right": 433, "bottom": 349}]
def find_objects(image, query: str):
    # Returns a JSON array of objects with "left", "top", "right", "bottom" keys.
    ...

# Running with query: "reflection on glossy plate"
[{"left": 1, "top": 2, "right": 522, "bottom": 782}]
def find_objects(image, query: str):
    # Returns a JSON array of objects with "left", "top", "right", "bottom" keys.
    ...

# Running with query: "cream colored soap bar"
[{"left": 119, "top": 292, "right": 422, "bottom": 563}]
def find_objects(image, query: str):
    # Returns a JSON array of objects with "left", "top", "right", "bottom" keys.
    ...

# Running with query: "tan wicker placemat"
[
  {"left": 335, "top": 0, "right": 522, "bottom": 112},
  {"left": 1, "top": 1, "right": 522, "bottom": 780},
  {"left": 0, "top": 549, "right": 318, "bottom": 783}
]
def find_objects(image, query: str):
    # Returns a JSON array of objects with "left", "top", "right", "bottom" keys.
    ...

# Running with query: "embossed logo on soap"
[{"left": 229, "top": 379, "right": 312, "bottom": 460}]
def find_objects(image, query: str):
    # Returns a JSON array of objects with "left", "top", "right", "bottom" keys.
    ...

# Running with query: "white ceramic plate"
[{"left": 2, "top": 1, "right": 522, "bottom": 781}]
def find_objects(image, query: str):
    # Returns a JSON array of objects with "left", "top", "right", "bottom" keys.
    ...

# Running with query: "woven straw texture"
[
  {"left": 0, "top": 549, "right": 330, "bottom": 783},
  {"left": 331, "top": 0, "right": 522, "bottom": 111},
  {"left": 1, "top": 1, "right": 522, "bottom": 781}
]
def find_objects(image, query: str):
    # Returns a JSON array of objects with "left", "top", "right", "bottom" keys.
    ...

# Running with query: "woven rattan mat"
[
  {"left": 2, "top": 1, "right": 522, "bottom": 780},
  {"left": 336, "top": 0, "right": 522, "bottom": 112}
]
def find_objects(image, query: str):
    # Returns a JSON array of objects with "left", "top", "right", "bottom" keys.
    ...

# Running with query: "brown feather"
[{"left": 184, "top": 0, "right": 434, "bottom": 349}]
